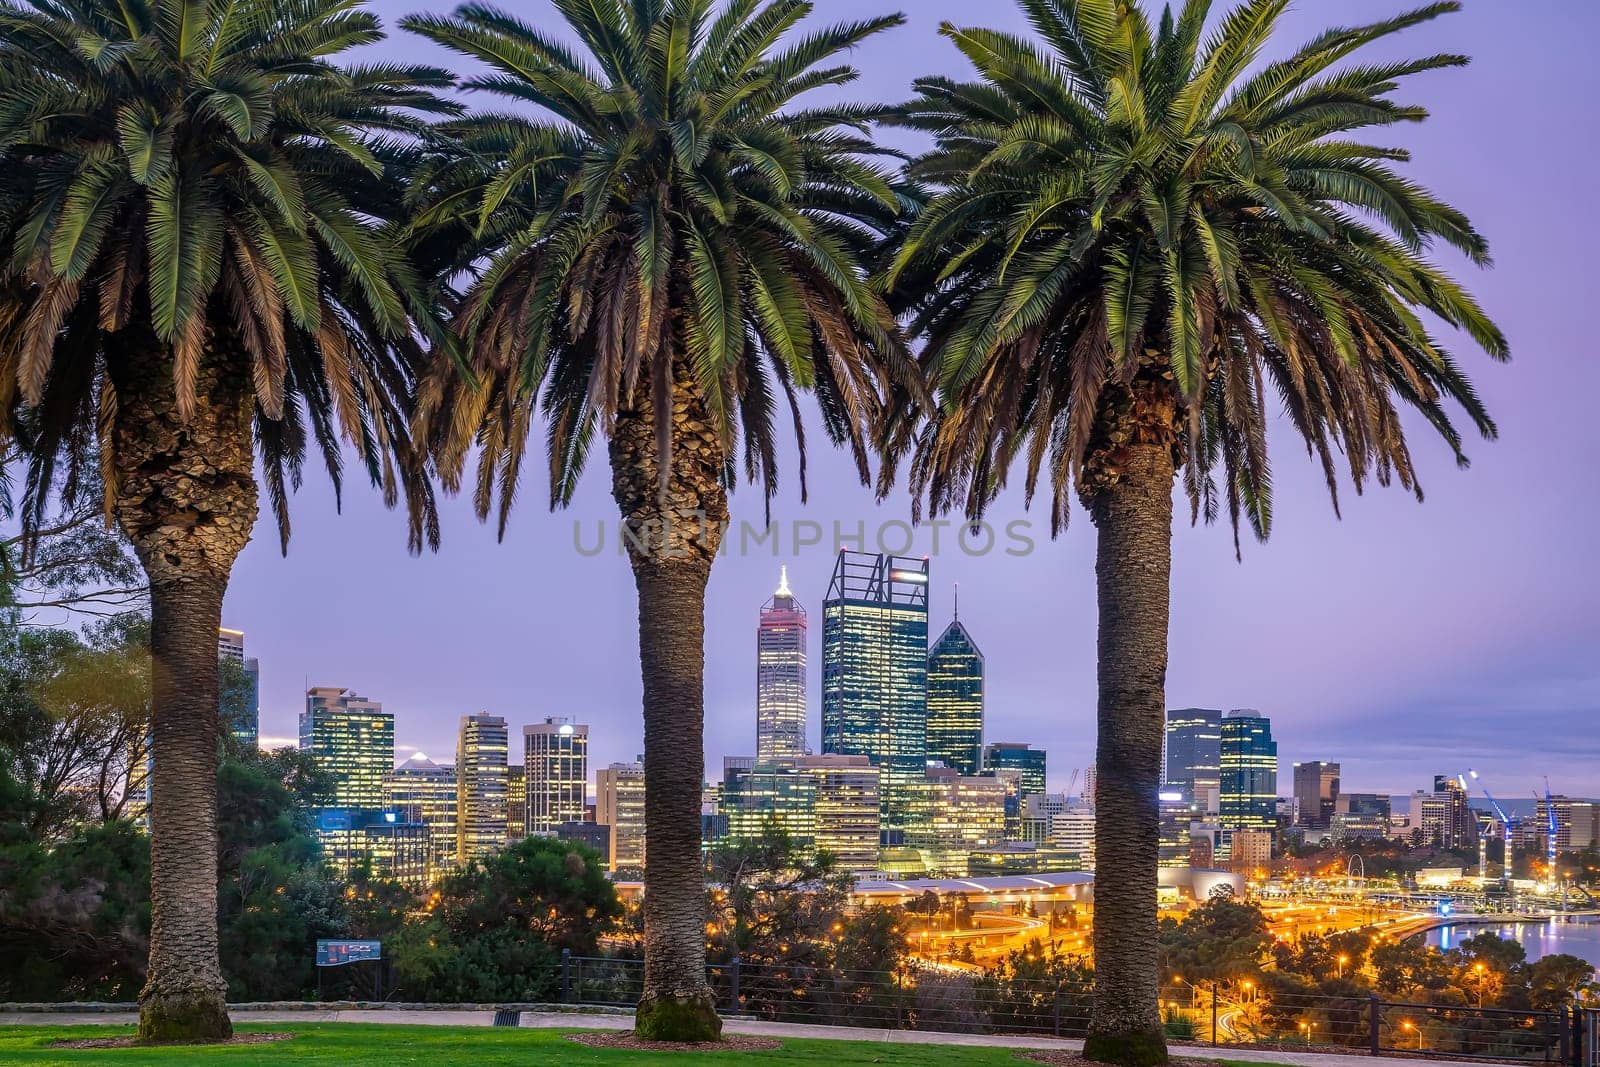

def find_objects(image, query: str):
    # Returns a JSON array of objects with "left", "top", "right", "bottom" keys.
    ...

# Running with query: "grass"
[{"left": 0, "top": 1023, "right": 1298, "bottom": 1065}]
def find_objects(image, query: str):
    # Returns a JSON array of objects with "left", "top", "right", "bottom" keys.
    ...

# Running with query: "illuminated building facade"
[
  {"left": 596, "top": 761, "right": 647, "bottom": 872},
  {"left": 926, "top": 606, "right": 983, "bottom": 776},
  {"left": 525, "top": 718, "right": 588, "bottom": 834},
  {"left": 756, "top": 567, "right": 808, "bottom": 762},
  {"left": 984, "top": 742, "right": 1046, "bottom": 797},
  {"left": 383, "top": 753, "right": 457, "bottom": 877},
  {"left": 1219, "top": 710, "right": 1277, "bottom": 835},
  {"left": 506, "top": 765, "right": 527, "bottom": 841},
  {"left": 316, "top": 809, "right": 430, "bottom": 886},
  {"left": 821, "top": 551, "right": 929, "bottom": 829},
  {"left": 799, "top": 754, "right": 881, "bottom": 873},
  {"left": 720, "top": 759, "right": 817, "bottom": 851},
  {"left": 1165, "top": 708, "right": 1222, "bottom": 812},
  {"left": 299, "top": 687, "right": 393, "bottom": 809},
  {"left": 456, "top": 713, "right": 509, "bottom": 863},
  {"left": 903, "top": 768, "right": 1007, "bottom": 875}
]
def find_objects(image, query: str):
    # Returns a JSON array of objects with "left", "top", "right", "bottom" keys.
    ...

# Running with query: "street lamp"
[
  {"left": 1338, "top": 954, "right": 1349, "bottom": 979},
  {"left": 1401, "top": 1020, "right": 1417, "bottom": 1050}
]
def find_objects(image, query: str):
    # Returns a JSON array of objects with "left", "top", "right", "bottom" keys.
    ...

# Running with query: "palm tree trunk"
[
  {"left": 106, "top": 327, "right": 256, "bottom": 1043},
  {"left": 1081, "top": 373, "right": 1177, "bottom": 1067},
  {"left": 609, "top": 358, "right": 728, "bottom": 1043}
]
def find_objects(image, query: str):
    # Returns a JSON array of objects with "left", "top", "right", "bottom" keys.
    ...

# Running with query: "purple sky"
[{"left": 223, "top": 1, "right": 1600, "bottom": 798}]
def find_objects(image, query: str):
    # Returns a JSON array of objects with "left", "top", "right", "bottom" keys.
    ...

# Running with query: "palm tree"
[
  {"left": 885, "top": 2, "right": 1505, "bottom": 1062},
  {"left": 0, "top": 0, "right": 451, "bottom": 1041},
  {"left": 403, "top": 0, "right": 915, "bottom": 1041}
]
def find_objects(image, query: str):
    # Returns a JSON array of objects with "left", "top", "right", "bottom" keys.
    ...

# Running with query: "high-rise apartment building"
[
  {"left": 456, "top": 713, "right": 509, "bottom": 863},
  {"left": 299, "top": 687, "right": 393, "bottom": 809},
  {"left": 525, "top": 718, "right": 588, "bottom": 834},
  {"left": 756, "top": 567, "right": 808, "bottom": 762},
  {"left": 821, "top": 550, "right": 929, "bottom": 828},
  {"left": 1165, "top": 708, "right": 1222, "bottom": 812},
  {"left": 1293, "top": 761, "right": 1341, "bottom": 830},
  {"left": 217, "top": 628, "right": 260, "bottom": 748},
  {"left": 1219, "top": 710, "right": 1277, "bottom": 834},
  {"left": 926, "top": 601, "right": 984, "bottom": 776},
  {"left": 383, "top": 752, "right": 457, "bottom": 877},
  {"left": 596, "top": 761, "right": 646, "bottom": 872}
]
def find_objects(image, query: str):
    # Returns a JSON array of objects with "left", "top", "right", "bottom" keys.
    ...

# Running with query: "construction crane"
[
  {"left": 1463, "top": 770, "right": 1513, "bottom": 882},
  {"left": 1542, "top": 777, "right": 1558, "bottom": 873}
]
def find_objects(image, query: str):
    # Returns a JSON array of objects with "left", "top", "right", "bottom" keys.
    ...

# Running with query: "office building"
[
  {"left": 299, "top": 687, "right": 393, "bottom": 809},
  {"left": 799, "top": 754, "right": 881, "bottom": 874},
  {"left": 1294, "top": 761, "right": 1341, "bottom": 831},
  {"left": 926, "top": 602, "right": 984, "bottom": 776},
  {"left": 1219, "top": 710, "right": 1277, "bottom": 834},
  {"left": 984, "top": 742, "right": 1046, "bottom": 798},
  {"left": 1159, "top": 787, "right": 1205, "bottom": 868},
  {"left": 217, "top": 628, "right": 260, "bottom": 748},
  {"left": 821, "top": 551, "right": 929, "bottom": 829},
  {"left": 556, "top": 821, "right": 610, "bottom": 856},
  {"left": 1408, "top": 775, "right": 1475, "bottom": 850},
  {"left": 1050, "top": 806, "right": 1096, "bottom": 866},
  {"left": 456, "top": 713, "right": 509, "bottom": 863},
  {"left": 720, "top": 759, "right": 817, "bottom": 851},
  {"left": 1331, "top": 792, "right": 1391, "bottom": 842},
  {"left": 383, "top": 753, "right": 457, "bottom": 877},
  {"left": 756, "top": 567, "right": 808, "bottom": 762},
  {"left": 316, "top": 809, "right": 430, "bottom": 886},
  {"left": 506, "top": 765, "right": 526, "bottom": 842},
  {"left": 903, "top": 768, "right": 1007, "bottom": 876},
  {"left": 596, "top": 761, "right": 647, "bottom": 872},
  {"left": 525, "top": 718, "right": 589, "bottom": 835},
  {"left": 1165, "top": 708, "right": 1222, "bottom": 812}
]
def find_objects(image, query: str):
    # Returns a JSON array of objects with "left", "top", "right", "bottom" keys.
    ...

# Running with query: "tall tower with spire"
[
  {"left": 756, "top": 565, "right": 808, "bottom": 762},
  {"left": 927, "top": 584, "right": 984, "bottom": 776}
]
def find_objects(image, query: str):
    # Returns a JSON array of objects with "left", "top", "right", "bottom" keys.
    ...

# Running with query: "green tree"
[
  {"left": 1159, "top": 895, "right": 1270, "bottom": 981},
  {"left": 1527, "top": 953, "right": 1596, "bottom": 1010},
  {"left": 886, "top": 3, "right": 1504, "bottom": 1060},
  {"left": 390, "top": 836, "right": 622, "bottom": 1003},
  {"left": 405, "top": 0, "right": 914, "bottom": 1040},
  {"left": 0, "top": 0, "right": 453, "bottom": 1040}
]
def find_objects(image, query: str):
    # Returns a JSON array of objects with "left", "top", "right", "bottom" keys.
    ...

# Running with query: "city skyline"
[{"left": 212, "top": 0, "right": 1594, "bottom": 798}]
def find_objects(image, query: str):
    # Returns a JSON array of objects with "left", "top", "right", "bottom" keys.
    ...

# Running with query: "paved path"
[{"left": 0, "top": 1007, "right": 1505, "bottom": 1067}]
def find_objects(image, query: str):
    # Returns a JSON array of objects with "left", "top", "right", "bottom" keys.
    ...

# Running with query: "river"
[{"left": 1427, "top": 917, "right": 1600, "bottom": 969}]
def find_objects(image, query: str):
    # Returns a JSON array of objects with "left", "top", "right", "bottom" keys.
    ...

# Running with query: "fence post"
[
  {"left": 1053, "top": 983, "right": 1062, "bottom": 1038},
  {"left": 1211, "top": 982, "right": 1219, "bottom": 1047},
  {"left": 1560, "top": 1004, "right": 1571, "bottom": 1065},
  {"left": 1369, "top": 995, "right": 1381, "bottom": 1057},
  {"left": 730, "top": 956, "right": 741, "bottom": 1013},
  {"left": 560, "top": 948, "right": 572, "bottom": 1004}
]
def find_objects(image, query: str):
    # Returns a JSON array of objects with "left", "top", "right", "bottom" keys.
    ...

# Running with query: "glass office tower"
[
  {"left": 1219, "top": 709, "right": 1278, "bottom": 833},
  {"left": 756, "top": 566, "right": 808, "bottom": 762},
  {"left": 821, "top": 551, "right": 929, "bottom": 830},
  {"left": 927, "top": 601, "right": 984, "bottom": 776}
]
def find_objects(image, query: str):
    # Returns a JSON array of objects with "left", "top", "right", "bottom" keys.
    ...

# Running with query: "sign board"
[{"left": 317, "top": 939, "right": 381, "bottom": 967}]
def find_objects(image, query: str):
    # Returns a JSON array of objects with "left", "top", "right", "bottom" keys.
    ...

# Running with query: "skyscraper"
[
  {"left": 821, "top": 550, "right": 929, "bottom": 829},
  {"left": 756, "top": 566, "right": 807, "bottom": 762},
  {"left": 1219, "top": 710, "right": 1277, "bottom": 835},
  {"left": 506, "top": 765, "right": 527, "bottom": 842},
  {"left": 1293, "top": 761, "right": 1341, "bottom": 830},
  {"left": 456, "top": 713, "right": 509, "bottom": 863},
  {"left": 217, "top": 628, "right": 260, "bottom": 748},
  {"left": 596, "top": 761, "right": 646, "bottom": 872},
  {"left": 299, "top": 687, "right": 393, "bottom": 809},
  {"left": 927, "top": 593, "right": 984, "bottom": 776},
  {"left": 1165, "top": 708, "right": 1222, "bottom": 811},
  {"left": 384, "top": 752, "right": 458, "bottom": 877},
  {"left": 525, "top": 718, "right": 588, "bottom": 834}
]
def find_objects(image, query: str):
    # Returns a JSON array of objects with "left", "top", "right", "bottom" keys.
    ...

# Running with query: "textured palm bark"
[
  {"left": 1080, "top": 373, "right": 1179, "bottom": 1067},
  {"left": 610, "top": 358, "right": 728, "bottom": 1043},
  {"left": 107, "top": 327, "right": 256, "bottom": 1043}
]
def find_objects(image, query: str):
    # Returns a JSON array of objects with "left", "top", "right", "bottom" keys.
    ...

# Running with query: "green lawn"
[{"left": 0, "top": 1023, "right": 1295, "bottom": 1066}]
